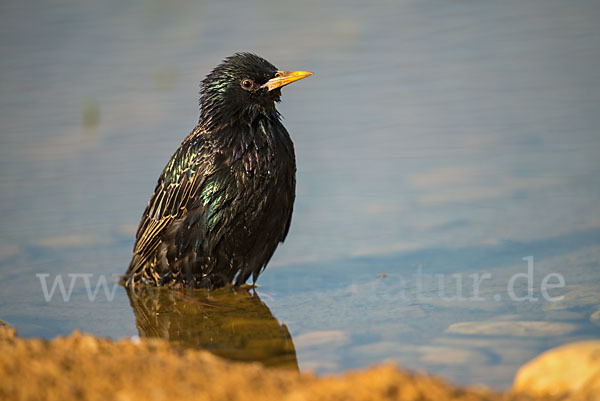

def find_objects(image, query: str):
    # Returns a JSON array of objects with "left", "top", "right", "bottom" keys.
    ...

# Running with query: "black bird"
[{"left": 124, "top": 53, "right": 312, "bottom": 289}]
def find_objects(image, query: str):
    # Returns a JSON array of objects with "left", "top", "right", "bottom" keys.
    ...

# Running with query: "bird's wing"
[{"left": 128, "top": 134, "right": 216, "bottom": 275}]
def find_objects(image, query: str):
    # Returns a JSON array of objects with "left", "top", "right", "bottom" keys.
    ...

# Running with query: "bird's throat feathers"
[
  {"left": 206, "top": 113, "right": 290, "bottom": 162},
  {"left": 199, "top": 95, "right": 281, "bottom": 134}
]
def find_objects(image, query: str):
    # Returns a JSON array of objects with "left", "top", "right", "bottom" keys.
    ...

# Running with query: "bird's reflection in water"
[{"left": 126, "top": 285, "right": 298, "bottom": 370}]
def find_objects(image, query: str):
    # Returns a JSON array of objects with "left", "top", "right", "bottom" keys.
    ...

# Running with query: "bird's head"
[{"left": 199, "top": 53, "right": 312, "bottom": 128}]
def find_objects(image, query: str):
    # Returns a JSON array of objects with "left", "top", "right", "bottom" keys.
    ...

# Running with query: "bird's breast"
[{"left": 227, "top": 119, "right": 294, "bottom": 180}]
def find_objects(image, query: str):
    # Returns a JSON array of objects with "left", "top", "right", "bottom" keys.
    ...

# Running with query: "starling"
[{"left": 124, "top": 53, "right": 312, "bottom": 289}]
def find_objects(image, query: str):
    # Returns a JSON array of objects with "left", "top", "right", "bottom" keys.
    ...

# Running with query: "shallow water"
[{"left": 1, "top": 0, "right": 599, "bottom": 389}]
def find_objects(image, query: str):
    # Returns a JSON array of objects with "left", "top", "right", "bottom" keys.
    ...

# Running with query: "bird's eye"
[{"left": 241, "top": 79, "right": 254, "bottom": 90}]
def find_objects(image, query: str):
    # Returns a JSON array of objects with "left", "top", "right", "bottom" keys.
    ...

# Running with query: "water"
[{"left": 1, "top": 0, "right": 599, "bottom": 389}]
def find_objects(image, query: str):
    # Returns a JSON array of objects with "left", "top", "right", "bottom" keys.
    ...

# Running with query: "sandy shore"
[{"left": 0, "top": 324, "right": 593, "bottom": 401}]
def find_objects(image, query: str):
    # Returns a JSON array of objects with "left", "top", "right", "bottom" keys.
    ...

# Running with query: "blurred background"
[{"left": 1, "top": 0, "right": 599, "bottom": 389}]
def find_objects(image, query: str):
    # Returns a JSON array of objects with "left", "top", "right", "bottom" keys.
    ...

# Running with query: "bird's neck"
[
  {"left": 198, "top": 106, "right": 281, "bottom": 140},
  {"left": 196, "top": 110, "right": 292, "bottom": 169},
  {"left": 199, "top": 100, "right": 279, "bottom": 132}
]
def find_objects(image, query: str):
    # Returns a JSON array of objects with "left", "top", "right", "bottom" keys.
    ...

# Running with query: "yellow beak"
[{"left": 262, "top": 70, "right": 313, "bottom": 92}]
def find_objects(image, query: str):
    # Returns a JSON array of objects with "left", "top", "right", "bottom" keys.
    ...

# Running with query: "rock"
[
  {"left": 446, "top": 321, "right": 577, "bottom": 336},
  {"left": 513, "top": 341, "right": 600, "bottom": 400}
]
